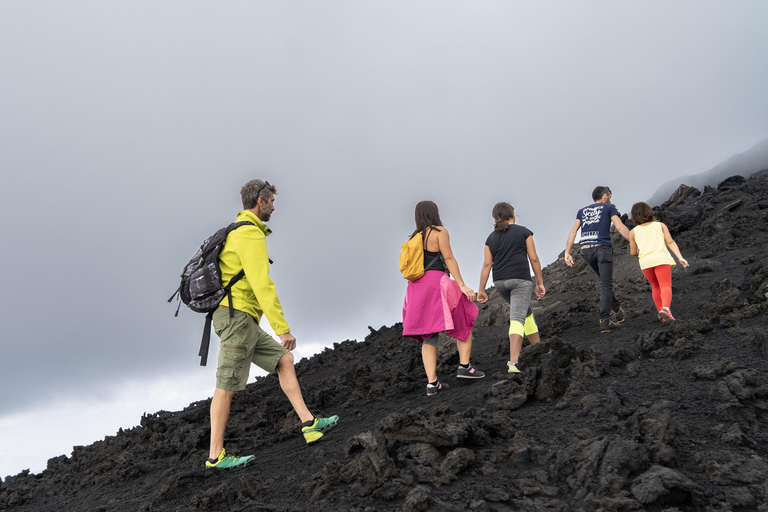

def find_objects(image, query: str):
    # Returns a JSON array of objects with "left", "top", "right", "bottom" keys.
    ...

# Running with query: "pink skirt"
[{"left": 402, "top": 270, "right": 479, "bottom": 342}]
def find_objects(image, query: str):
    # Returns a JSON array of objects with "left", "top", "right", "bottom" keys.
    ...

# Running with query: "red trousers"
[{"left": 641, "top": 264, "right": 672, "bottom": 311}]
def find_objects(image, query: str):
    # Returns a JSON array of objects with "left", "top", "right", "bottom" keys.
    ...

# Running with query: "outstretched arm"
[
  {"left": 611, "top": 215, "right": 630, "bottom": 240},
  {"left": 564, "top": 218, "right": 581, "bottom": 267},
  {"left": 477, "top": 245, "right": 493, "bottom": 303},
  {"left": 526, "top": 236, "right": 545, "bottom": 299},
  {"left": 661, "top": 223, "right": 688, "bottom": 267},
  {"left": 437, "top": 228, "right": 476, "bottom": 301}
]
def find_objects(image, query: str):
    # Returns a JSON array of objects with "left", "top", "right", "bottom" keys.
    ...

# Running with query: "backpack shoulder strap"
[
  {"left": 199, "top": 310, "right": 214, "bottom": 366},
  {"left": 423, "top": 227, "right": 433, "bottom": 248},
  {"left": 227, "top": 220, "right": 255, "bottom": 232}
]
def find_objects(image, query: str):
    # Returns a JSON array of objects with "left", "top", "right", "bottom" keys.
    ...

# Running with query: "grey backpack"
[{"left": 168, "top": 221, "right": 253, "bottom": 365}]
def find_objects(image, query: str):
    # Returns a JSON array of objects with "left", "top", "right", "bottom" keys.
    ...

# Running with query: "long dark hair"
[
  {"left": 411, "top": 200, "right": 443, "bottom": 238},
  {"left": 492, "top": 202, "right": 515, "bottom": 232}
]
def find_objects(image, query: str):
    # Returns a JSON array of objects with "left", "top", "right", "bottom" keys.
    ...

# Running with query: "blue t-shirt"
[{"left": 576, "top": 203, "right": 620, "bottom": 247}]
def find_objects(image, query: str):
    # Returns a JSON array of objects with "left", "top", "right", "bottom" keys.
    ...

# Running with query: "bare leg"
[
  {"left": 509, "top": 334, "right": 524, "bottom": 363},
  {"left": 276, "top": 352, "right": 313, "bottom": 423},
  {"left": 527, "top": 332, "right": 541, "bottom": 345},
  {"left": 456, "top": 332, "right": 473, "bottom": 365},
  {"left": 422, "top": 343, "right": 437, "bottom": 382},
  {"left": 209, "top": 388, "right": 235, "bottom": 459}
]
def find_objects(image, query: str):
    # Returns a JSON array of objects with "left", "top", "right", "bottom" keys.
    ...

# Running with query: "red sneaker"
[{"left": 658, "top": 307, "right": 675, "bottom": 322}]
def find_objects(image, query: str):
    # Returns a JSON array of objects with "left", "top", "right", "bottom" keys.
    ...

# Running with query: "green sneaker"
[
  {"left": 301, "top": 415, "right": 339, "bottom": 444},
  {"left": 205, "top": 448, "right": 255, "bottom": 469},
  {"left": 507, "top": 362, "right": 521, "bottom": 374}
]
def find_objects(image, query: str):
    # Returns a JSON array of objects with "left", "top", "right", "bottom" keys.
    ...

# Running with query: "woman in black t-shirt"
[{"left": 477, "top": 202, "right": 545, "bottom": 373}]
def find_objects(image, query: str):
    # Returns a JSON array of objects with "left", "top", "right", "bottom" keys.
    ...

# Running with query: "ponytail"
[{"left": 494, "top": 219, "right": 510, "bottom": 232}]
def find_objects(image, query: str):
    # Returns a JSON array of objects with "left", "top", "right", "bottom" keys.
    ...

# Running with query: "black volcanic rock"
[
  {"left": 717, "top": 175, "right": 747, "bottom": 191},
  {"left": 3, "top": 176, "right": 768, "bottom": 511},
  {"left": 648, "top": 136, "right": 768, "bottom": 206},
  {"left": 659, "top": 183, "right": 701, "bottom": 210}
]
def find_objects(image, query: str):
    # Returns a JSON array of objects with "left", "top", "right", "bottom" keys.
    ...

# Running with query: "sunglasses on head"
[{"left": 256, "top": 180, "right": 272, "bottom": 200}]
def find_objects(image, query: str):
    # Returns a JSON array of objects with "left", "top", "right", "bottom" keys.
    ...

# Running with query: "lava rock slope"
[{"left": 2, "top": 175, "right": 768, "bottom": 512}]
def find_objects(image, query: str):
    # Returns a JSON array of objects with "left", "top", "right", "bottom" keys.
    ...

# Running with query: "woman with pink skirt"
[{"left": 402, "top": 201, "right": 485, "bottom": 396}]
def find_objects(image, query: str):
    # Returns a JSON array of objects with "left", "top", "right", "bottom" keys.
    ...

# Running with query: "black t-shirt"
[{"left": 485, "top": 224, "right": 534, "bottom": 281}]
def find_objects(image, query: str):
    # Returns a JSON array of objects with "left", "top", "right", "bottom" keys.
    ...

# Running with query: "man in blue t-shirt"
[{"left": 564, "top": 186, "right": 630, "bottom": 333}]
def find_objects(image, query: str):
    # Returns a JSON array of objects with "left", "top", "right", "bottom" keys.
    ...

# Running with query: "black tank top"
[{"left": 423, "top": 229, "right": 448, "bottom": 274}]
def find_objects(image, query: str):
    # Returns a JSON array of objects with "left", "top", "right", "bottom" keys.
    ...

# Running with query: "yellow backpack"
[{"left": 399, "top": 229, "right": 434, "bottom": 281}]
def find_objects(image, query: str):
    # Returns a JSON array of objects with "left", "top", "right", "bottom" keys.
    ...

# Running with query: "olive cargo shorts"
[{"left": 212, "top": 309, "right": 289, "bottom": 391}]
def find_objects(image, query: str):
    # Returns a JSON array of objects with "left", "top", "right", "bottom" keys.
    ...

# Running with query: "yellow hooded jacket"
[{"left": 217, "top": 210, "right": 290, "bottom": 335}]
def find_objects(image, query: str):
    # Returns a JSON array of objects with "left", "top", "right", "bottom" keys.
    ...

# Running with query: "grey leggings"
[{"left": 494, "top": 278, "right": 533, "bottom": 325}]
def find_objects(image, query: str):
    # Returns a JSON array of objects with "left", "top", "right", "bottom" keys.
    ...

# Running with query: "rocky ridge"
[
  {"left": 2, "top": 175, "right": 768, "bottom": 512},
  {"left": 647, "top": 135, "right": 768, "bottom": 206}
]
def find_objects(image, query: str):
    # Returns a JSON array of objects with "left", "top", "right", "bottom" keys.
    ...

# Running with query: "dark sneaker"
[
  {"left": 302, "top": 415, "right": 339, "bottom": 444},
  {"left": 507, "top": 362, "right": 521, "bottom": 374},
  {"left": 456, "top": 364, "right": 485, "bottom": 379},
  {"left": 426, "top": 380, "right": 449, "bottom": 396},
  {"left": 611, "top": 307, "right": 626, "bottom": 324},
  {"left": 205, "top": 448, "right": 255, "bottom": 470},
  {"left": 600, "top": 318, "right": 619, "bottom": 333},
  {"left": 658, "top": 307, "right": 675, "bottom": 322}
]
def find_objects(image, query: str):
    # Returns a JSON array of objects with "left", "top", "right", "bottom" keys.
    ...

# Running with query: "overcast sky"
[{"left": 2, "top": 1, "right": 767, "bottom": 478}]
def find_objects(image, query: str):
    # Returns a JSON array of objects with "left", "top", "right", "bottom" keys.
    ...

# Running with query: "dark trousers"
[{"left": 582, "top": 246, "right": 620, "bottom": 320}]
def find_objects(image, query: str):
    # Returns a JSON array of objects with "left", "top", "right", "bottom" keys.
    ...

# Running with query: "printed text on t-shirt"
[{"left": 581, "top": 206, "right": 603, "bottom": 226}]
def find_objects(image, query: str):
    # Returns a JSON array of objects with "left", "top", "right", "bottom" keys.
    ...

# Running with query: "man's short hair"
[
  {"left": 241, "top": 179, "right": 277, "bottom": 209},
  {"left": 592, "top": 186, "right": 611, "bottom": 201}
]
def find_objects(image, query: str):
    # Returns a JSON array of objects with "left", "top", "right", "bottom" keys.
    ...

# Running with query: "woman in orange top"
[{"left": 628, "top": 202, "right": 689, "bottom": 321}]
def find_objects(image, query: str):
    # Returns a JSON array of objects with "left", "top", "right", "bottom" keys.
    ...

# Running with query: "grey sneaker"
[
  {"left": 600, "top": 318, "right": 619, "bottom": 333},
  {"left": 426, "top": 380, "right": 449, "bottom": 396},
  {"left": 456, "top": 364, "right": 485, "bottom": 379},
  {"left": 611, "top": 307, "right": 626, "bottom": 324}
]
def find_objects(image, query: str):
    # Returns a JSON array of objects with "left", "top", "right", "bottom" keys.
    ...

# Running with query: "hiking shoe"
[
  {"left": 456, "top": 364, "right": 485, "bottom": 379},
  {"left": 507, "top": 362, "right": 521, "bottom": 374},
  {"left": 658, "top": 307, "right": 675, "bottom": 322},
  {"left": 426, "top": 380, "right": 449, "bottom": 396},
  {"left": 205, "top": 448, "right": 255, "bottom": 470},
  {"left": 611, "top": 307, "right": 626, "bottom": 324},
  {"left": 302, "top": 415, "right": 339, "bottom": 444},
  {"left": 600, "top": 318, "right": 619, "bottom": 333}
]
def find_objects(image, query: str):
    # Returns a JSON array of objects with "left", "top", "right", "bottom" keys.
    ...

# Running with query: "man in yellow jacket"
[{"left": 206, "top": 179, "right": 339, "bottom": 470}]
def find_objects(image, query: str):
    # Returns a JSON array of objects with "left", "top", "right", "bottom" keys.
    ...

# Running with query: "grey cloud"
[{"left": 1, "top": 1, "right": 768, "bottom": 418}]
